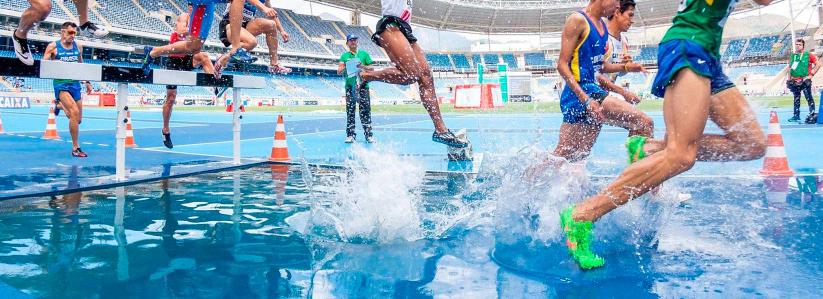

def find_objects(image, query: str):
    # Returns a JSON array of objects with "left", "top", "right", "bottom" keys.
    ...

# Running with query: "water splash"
[{"left": 308, "top": 145, "right": 426, "bottom": 243}]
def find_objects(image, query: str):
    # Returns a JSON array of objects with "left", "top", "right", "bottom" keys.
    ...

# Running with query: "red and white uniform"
[{"left": 169, "top": 32, "right": 187, "bottom": 58}]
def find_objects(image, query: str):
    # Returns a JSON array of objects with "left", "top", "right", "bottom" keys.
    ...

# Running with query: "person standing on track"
[
  {"left": 338, "top": 35, "right": 375, "bottom": 143},
  {"left": 44, "top": 22, "right": 88, "bottom": 158},
  {"left": 786, "top": 39, "right": 818, "bottom": 123}
]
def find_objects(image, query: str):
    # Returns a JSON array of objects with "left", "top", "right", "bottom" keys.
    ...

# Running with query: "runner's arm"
[
  {"left": 557, "top": 14, "right": 592, "bottom": 105},
  {"left": 249, "top": 0, "right": 277, "bottom": 18},
  {"left": 601, "top": 59, "right": 644, "bottom": 74},
  {"left": 42, "top": 42, "right": 57, "bottom": 60},
  {"left": 596, "top": 74, "right": 639, "bottom": 104},
  {"left": 77, "top": 43, "right": 84, "bottom": 63},
  {"left": 753, "top": 0, "right": 773, "bottom": 5}
]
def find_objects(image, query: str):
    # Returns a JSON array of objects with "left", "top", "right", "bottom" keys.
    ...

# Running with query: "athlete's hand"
[
  {"left": 262, "top": 7, "right": 277, "bottom": 19},
  {"left": 621, "top": 90, "right": 641, "bottom": 104},
  {"left": 281, "top": 31, "right": 290, "bottom": 43},
  {"left": 621, "top": 54, "right": 633, "bottom": 63},
  {"left": 627, "top": 62, "right": 646, "bottom": 73},
  {"left": 586, "top": 100, "right": 604, "bottom": 123}
]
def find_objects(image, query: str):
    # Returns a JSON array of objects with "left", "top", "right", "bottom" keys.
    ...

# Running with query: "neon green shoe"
[
  {"left": 560, "top": 206, "right": 605, "bottom": 270},
  {"left": 625, "top": 135, "right": 648, "bottom": 164}
]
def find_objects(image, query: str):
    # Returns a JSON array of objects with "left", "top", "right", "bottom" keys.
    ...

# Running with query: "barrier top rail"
[{"left": 0, "top": 57, "right": 266, "bottom": 89}]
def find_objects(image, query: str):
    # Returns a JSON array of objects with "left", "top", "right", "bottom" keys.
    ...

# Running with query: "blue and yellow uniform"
[
  {"left": 53, "top": 41, "right": 82, "bottom": 102},
  {"left": 560, "top": 11, "right": 609, "bottom": 124}
]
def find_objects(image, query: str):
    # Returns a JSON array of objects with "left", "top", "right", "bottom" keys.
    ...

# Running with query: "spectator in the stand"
[
  {"left": 338, "top": 34, "right": 374, "bottom": 143},
  {"left": 786, "top": 39, "right": 818, "bottom": 122}
]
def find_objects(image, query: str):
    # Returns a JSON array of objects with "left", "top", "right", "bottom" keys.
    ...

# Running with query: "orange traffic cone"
[
  {"left": 0, "top": 111, "right": 5, "bottom": 134},
  {"left": 43, "top": 107, "right": 60, "bottom": 139},
  {"left": 125, "top": 111, "right": 137, "bottom": 148},
  {"left": 271, "top": 164, "right": 289, "bottom": 205},
  {"left": 760, "top": 111, "right": 793, "bottom": 176},
  {"left": 269, "top": 115, "right": 289, "bottom": 161}
]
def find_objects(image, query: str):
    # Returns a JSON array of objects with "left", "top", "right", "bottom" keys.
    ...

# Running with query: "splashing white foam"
[{"left": 310, "top": 145, "right": 426, "bottom": 243}]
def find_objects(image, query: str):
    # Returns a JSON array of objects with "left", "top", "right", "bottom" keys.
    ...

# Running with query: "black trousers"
[
  {"left": 345, "top": 84, "right": 372, "bottom": 138},
  {"left": 788, "top": 79, "right": 816, "bottom": 118}
]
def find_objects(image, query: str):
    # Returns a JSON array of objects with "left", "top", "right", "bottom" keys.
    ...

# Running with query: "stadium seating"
[
  {"left": 451, "top": 54, "right": 471, "bottom": 71},
  {"left": 0, "top": 1, "right": 801, "bottom": 105},
  {"left": 635, "top": 47, "right": 657, "bottom": 63},
  {"left": 483, "top": 53, "right": 500, "bottom": 66},
  {"left": 744, "top": 35, "right": 779, "bottom": 57},
  {"left": 501, "top": 53, "right": 517, "bottom": 69},
  {"left": 524, "top": 52, "right": 554, "bottom": 68},
  {"left": 427, "top": 54, "right": 453, "bottom": 72},
  {"left": 471, "top": 54, "right": 482, "bottom": 67},
  {"left": 722, "top": 39, "right": 746, "bottom": 62}
]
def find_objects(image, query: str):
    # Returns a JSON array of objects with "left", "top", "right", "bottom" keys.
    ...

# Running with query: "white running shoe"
[
  {"left": 12, "top": 31, "right": 33, "bottom": 66},
  {"left": 80, "top": 22, "right": 109, "bottom": 38},
  {"left": 344, "top": 136, "right": 355, "bottom": 143}
]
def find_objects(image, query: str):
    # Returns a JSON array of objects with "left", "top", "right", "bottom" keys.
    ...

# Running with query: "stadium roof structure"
[{"left": 313, "top": 0, "right": 767, "bottom": 34}]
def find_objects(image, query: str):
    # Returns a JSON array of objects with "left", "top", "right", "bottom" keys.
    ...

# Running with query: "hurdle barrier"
[{"left": 0, "top": 56, "right": 266, "bottom": 181}]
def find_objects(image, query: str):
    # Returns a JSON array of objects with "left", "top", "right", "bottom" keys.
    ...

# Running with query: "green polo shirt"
[{"left": 339, "top": 49, "right": 373, "bottom": 88}]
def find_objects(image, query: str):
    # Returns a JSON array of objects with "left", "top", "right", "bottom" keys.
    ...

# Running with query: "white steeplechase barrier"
[{"left": 0, "top": 57, "right": 267, "bottom": 181}]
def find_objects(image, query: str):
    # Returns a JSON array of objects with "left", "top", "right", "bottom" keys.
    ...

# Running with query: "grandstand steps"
[
  {"left": 89, "top": 2, "right": 113, "bottom": 29},
  {"left": 330, "top": 22, "right": 348, "bottom": 40},
  {"left": 53, "top": 0, "right": 77, "bottom": 23},
  {"left": 165, "top": 0, "right": 185, "bottom": 14},
  {"left": 129, "top": 0, "right": 150, "bottom": 17},
  {"left": 281, "top": 11, "right": 330, "bottom": 55},
  {"left": 448, "top": 55, "right": 457, "bottom": 72}
]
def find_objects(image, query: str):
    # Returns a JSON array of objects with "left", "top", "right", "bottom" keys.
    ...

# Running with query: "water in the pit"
[{"left": 0, "top": 147, "right": 821, "bottom": 298}]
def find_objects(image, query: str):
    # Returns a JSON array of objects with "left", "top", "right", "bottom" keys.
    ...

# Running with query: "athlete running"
[
  {"left": 44, "top": 22, "right": 88, "bottom": 157},
  {"left": 560, "top": 0, "right": 773, "bottom": 270},
  {"left": 543, "top": 0, "right": 653, "bottom": 171},
  {"left": 141, "top": 0, "right": 257, "bottom": 76},
  {"left": 361, "top": 0, "right": 468, "bottom": 147},
  {"left": 162, "top": 10, "right": 219, "bottom": 149},
  {"left": 216, "top": 0, "right": 292, "bottom": 74},
  {"left": 13, "top": 0, "right": 108, "bottom": 65}
]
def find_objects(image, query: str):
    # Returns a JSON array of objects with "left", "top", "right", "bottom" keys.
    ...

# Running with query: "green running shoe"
[
  {"left": 626, "top": 135, "right": 648, "bottom": 164},
  {"left": 560, "top": 206, "right": 605, "bottom": 270}
]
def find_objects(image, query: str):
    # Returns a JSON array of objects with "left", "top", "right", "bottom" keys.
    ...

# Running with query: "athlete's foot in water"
[
  {"left": 432, "top": 130, "right": 469, "bottom": 148},
  {"left": 523, "top": 153, "right": 567, "bottom": 182},
  {"left": 560, "top": 205, "right": 605, "bottom": 270}
]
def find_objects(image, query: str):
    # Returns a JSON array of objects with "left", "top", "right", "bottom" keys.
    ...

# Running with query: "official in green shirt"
[
  {"left": 338, "top": 34, "right": 374, "bottom": 143},
  {"left": 786, "top": 39, "right": 818, "bottom": 122}
]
